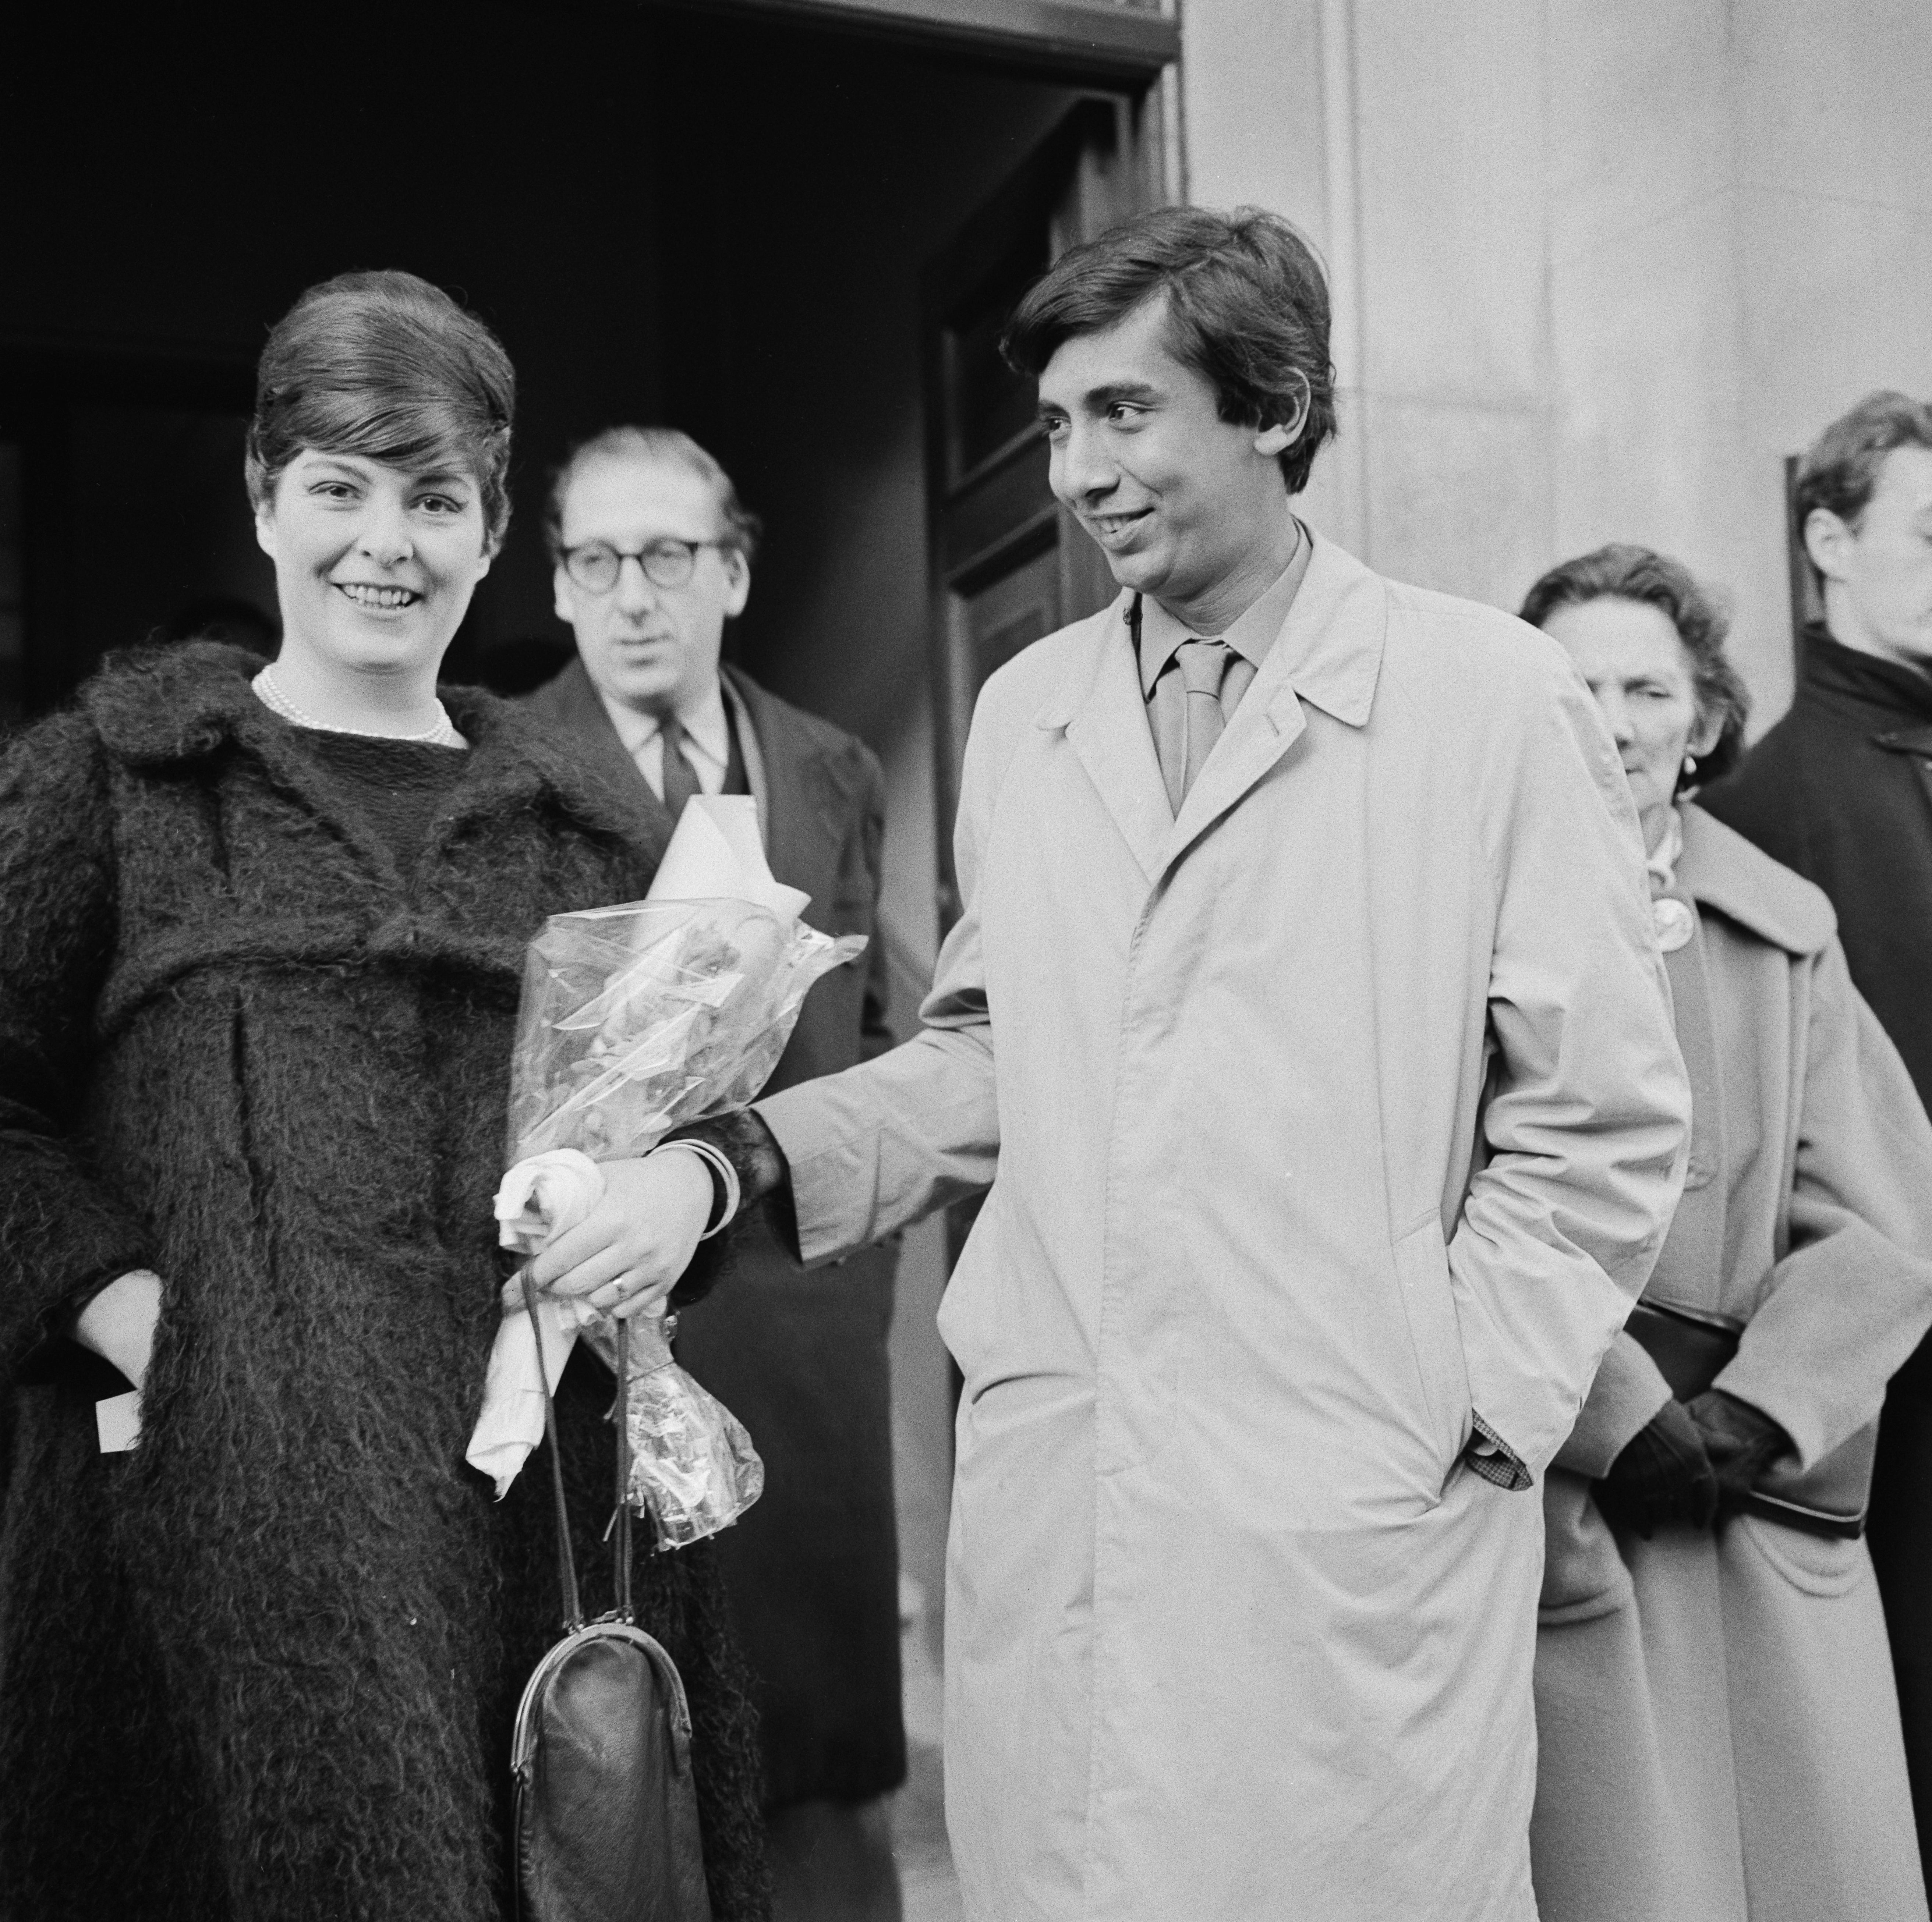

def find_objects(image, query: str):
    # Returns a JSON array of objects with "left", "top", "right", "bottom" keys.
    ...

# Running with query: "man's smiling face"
[{"left": 1035, "top": 295, "right": 1299, "bottom": 630}]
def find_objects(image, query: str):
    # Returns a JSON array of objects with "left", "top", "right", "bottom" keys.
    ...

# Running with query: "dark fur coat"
[{"left": 0, "top": 644, "right": 769, "bottom": 1921}]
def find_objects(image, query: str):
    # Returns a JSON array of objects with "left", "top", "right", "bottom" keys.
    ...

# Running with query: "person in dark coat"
[
  {"left": 0, "top": 273, "right": 768, "bottom": 1922},
  {"left": 1702, "top": 387, "right": 1932, "bottom": 1864},
  {"left": 521, "top": 425, "right": 904, "bottom": 1919}
]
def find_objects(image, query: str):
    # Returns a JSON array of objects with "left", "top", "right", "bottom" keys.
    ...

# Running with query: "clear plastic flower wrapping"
[
  {"left": 509, "top": 896, "right": 865, "bottom": 1544},
  {"left": 579, "top": 1313, "right": 767, "bottom": 1550}
]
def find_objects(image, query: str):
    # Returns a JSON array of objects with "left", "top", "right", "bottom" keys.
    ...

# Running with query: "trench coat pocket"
[
  {"left": 1734, "top": 1511, "right": 1865, "bottom": 1599},
  {"left": 1393, "top": 1215, "right": 1472, "bottom": 1480}
]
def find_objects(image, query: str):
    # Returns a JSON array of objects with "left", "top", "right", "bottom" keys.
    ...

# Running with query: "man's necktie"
[
  {"left": 659, "top": 717, "right": 703, "bottom": 821},
  {"left": 1155, "top": 638, "right": 1234, "bottom": 812}
]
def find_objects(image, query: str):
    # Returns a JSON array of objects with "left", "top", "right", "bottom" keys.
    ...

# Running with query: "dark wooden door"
[
  {"left": 920, "top": 96, "right": 1160, "bottom": 1303},
  {"left": 921, "top": 95, "right": 1159, "bottom": 930}
]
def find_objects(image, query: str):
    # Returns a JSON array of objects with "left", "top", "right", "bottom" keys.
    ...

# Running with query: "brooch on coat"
[{"left": 1652, "top": 897, "right": 1694, "bottom": 953}]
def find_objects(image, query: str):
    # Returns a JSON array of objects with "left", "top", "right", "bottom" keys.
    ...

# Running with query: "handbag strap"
[
  {"left": 516, "top": 1269, "right": 637, "bottom": 1631},
  {"left": 519, "top": 1269, "right": 583, "bottom": 1632},
  {"left": 613, "top": 1315, "right": 634, "bottom": 1621}
]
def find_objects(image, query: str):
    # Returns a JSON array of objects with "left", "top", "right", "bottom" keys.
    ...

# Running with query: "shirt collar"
[
  {"left": 597, "top": 675, "right": 733, "bottom": 769},
  {"left": 1135, "top": 517, "right": 1312, "bottom": 699}
]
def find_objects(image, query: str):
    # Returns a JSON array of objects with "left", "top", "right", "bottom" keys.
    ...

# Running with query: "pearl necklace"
[{"left": 253, "top": 666, "right": 465, "bottom": 748}]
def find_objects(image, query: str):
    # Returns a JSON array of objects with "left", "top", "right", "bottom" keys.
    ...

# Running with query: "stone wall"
[{"left": 1182, "top": 0, "right": 1932, "bottom": 722}]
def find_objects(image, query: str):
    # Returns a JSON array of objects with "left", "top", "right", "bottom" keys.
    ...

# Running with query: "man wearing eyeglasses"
[{"left": 523, "top": 425, "right": 905, "bottom": 1921}]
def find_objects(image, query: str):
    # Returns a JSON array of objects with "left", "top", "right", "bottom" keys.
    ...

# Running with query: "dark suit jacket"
[
  {"left": 1703, "top": 628, "right": 1932, "bottom": 1122},
  {"left": 518, "top": 655, "right": 905, "bottom": 1809}
]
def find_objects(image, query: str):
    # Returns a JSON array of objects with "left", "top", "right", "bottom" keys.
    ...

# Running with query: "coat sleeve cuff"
[
  {"left": 1551, "top": 1331, "right": 1674, "bottom": 1479},
  {"left": 1709, "top": 1355, "right": 1826, "bottom": 1471}
]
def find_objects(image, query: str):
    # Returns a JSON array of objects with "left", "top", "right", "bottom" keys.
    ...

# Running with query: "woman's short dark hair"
[
  {"left": 1794, "top": 389, "right": 1932, "bottom": 537},
  {"left": 245, "top": 270, "right": 516, "bottom": 546},
  {"left": 1519, "top": 543, "right": 1751, "bottom": 789},
  {"left": 1000, "top": 205, "right": 1337, "bottom": 497},
  {"left": 542, "top": 426, "right": 762, "bottom": 564}
]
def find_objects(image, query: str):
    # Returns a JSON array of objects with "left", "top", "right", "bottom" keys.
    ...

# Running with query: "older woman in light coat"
[{"left": 1526, "top": 544, "right": 1932, "bottom": 1922}]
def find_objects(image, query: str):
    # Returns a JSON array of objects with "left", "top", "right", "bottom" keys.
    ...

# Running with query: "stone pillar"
[{"left": 1179, "top": 0, "right": 1932, "bottom": 723}]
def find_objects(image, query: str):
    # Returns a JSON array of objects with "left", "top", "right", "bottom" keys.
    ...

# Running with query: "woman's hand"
[
  {"left": 1685, "top": 1390, "right": 1791, "bottom": 1514},
  {"left": 1593, "top": 1397, "right": 1719, "bottom": 1537},
  {"left": 524, "top": 1150, "right": 714, "bottom": 1320},
  {"left": 72, "top": 1269, "right": 163, "bottom": 1392}
]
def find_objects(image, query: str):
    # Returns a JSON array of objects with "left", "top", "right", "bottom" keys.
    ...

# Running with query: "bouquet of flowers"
[
  {"left": 467, "top": 796, "right": 866, "bottom": 1548},
  {"left": 507, "top": 894, "right": 849, "bottom": 1166}
]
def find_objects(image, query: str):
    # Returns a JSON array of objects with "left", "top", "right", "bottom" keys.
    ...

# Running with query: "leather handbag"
[
  {"left": 1625, "top": 1298, "right": 1875, "bottom": 1540},
  {"left": 513, "top": 1273, "right": 714, "bottom": 1922}
]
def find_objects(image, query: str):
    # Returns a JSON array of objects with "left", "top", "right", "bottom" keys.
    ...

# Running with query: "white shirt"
[{"left": 597, "top": 680, "right": 734, "bottom": 803}]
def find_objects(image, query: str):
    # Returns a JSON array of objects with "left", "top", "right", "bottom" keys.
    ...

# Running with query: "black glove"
[
  {"left": 1593, "top": 1397, "right": 1719, "bottom": 1537},
  {"left": 1685, "top": 1389, "right": 1791, "bottom": 1515}
]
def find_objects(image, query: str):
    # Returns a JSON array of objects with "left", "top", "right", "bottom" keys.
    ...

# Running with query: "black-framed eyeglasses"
[{"left": 559, "top": 538, "right": 726, "bottom": 595}]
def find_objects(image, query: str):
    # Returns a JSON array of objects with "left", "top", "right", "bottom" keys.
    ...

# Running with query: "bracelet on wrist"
[{"left": 649, "top": 1139, "right": 740, "bottom": 1238}]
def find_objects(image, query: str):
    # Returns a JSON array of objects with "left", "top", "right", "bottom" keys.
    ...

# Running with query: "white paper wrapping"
[
  {"left": 466, "top": 1150, "right": 608, "bottom": 1497},
  {"left": 647, "top": 794, "right": 809, "bottom": 921}
]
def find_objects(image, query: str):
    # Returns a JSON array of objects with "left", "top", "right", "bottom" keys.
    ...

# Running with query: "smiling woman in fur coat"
[{"left": 0, "top": 272, "right": 768, "bottom": 1922}]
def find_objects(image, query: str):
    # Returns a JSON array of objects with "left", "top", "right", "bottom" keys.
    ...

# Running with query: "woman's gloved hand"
[
  {"left": 1593, "top": 1397, "right": 1719, "bottom": 1537},
  {"left": 1685, "top": 1389, "right": 1792, "bottom": 1514}
]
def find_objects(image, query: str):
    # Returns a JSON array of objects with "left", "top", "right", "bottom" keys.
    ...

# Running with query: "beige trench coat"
[
  {"left": 1532, "top": 804, "right": 1932, "bottom": 1922},
  {"left": 758, "top": 533, "right": 1690, "bottom": 1921}
]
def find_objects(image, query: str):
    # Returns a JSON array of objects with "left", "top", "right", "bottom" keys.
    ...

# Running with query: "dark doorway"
[
  {"left": 3, "top": 6, "right": 1163, "bottom": 735},
  {"left": 921, "top": 96, "right": 1152, "bottom": 931}
]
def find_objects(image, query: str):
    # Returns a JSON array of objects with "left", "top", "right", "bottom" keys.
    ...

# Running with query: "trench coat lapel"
[
  {"left": 1041, "top": 596, "right": 1174, "bottom": 886},
  {"left": 1163, "top": 531, "right": 1388, "bottom": 874},
  {"left": 1036, "top": 538, "right": 1389, "bottom": 886}
]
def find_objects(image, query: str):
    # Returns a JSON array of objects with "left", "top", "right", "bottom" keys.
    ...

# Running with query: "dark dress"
[
  {"left": 0, "top": 644, "right": 769, "bottom": 1922},
  {"left": 521, "top": 657, "right": 907, "bottom": 1811},
  {"left": 1702, "top": 623, "right": 1932, "bottom": 1865}
]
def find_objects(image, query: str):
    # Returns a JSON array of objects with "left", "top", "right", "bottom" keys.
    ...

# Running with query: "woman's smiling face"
[{"left": 255, "top": 449, "right": 494, "bottom": 682}]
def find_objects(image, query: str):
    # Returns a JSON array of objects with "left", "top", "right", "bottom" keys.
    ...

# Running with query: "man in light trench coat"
[{"left": 530, "top": 206, "right": 1694, "bottom": 1921}]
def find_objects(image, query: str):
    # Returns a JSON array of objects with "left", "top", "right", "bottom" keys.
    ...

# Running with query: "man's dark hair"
[
  {"left": 1794, "top": 389, "right": 1932, "bottom": 547},
  {"left": 1519, "top": 543, "right": 1751, "bottom": 789},
  {"left": 543, "top": 425, "right": 762, "bottom": 565},
  {"left": 999, "top": 205, "right": 1337, "bottom": 496}
]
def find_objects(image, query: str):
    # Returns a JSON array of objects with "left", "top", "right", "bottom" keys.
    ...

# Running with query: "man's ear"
[
  {"left": 722, "top": 550, "right": 751, "bottom": 620},
  {"left": 1253, "top": 375, "right": 1313, "bottom": 460},
  {"left": 1804, "top": 507, "right": 1855, "bottom": 585}
]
